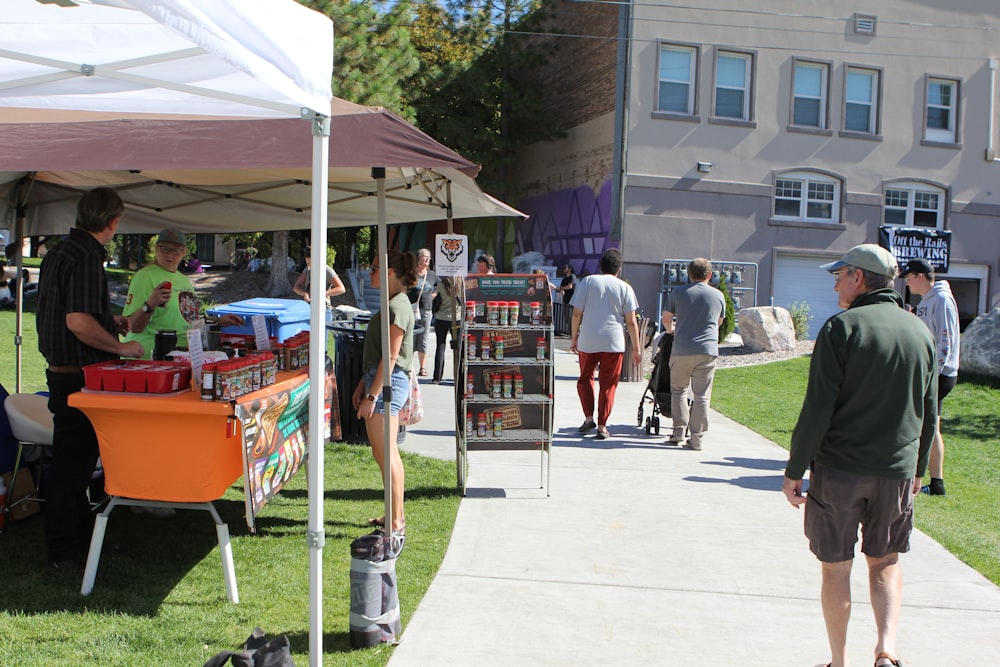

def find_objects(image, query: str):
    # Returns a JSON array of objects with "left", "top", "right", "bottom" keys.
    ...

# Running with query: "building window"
[
  {"left": 925, "top": 77, "right": 958, "bottom": 143},
  {"left": 884, "top": 182, "right": 945, "bottom": 229},
  {"left": 844, "top": 67, "right": 879, "bottom": 134},
  {"left": 658, "top": 44, "right": 697, "bottom": 115},
  {"left": 792, "top": 61, "right": 829, "bottom": 128},
  {"left": 714, "top": 51, "right": 752, "bottom": 120},
  {"left": 774, "top": 172, "right": 841, "bottom": 223}
]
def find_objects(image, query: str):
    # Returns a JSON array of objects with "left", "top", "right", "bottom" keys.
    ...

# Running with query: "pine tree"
[
  {"left": 299, "top": 1, "right": 421, "bottom": 121},
  {"left": 716, "top": 274, "right": 737, "bottom": 343}
]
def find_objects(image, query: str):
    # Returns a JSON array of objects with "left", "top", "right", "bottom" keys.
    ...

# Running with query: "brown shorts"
[{"left": 804, "top": 462, "right": 914, "bottom": 562}]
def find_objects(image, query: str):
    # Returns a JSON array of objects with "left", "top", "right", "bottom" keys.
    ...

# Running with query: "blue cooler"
[{"left": 208, "top": 298, "right": 311, "bottom": 341}]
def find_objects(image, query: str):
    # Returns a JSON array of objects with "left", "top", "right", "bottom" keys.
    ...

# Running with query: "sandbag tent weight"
[{"left": 348, "top": 532, "right": 403, "bottom": 647}]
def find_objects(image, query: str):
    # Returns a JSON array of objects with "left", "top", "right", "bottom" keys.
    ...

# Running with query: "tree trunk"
[
  {"left": 494, "top": 217, "right": 505, "bottom": 271},
  {"left": 266, "top": 230, "right": 293, "bottom": 296}
]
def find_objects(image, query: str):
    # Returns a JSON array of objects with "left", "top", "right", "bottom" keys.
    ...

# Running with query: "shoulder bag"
[{"left": 398, "top": 371, "right": 423, "bottom": 425}]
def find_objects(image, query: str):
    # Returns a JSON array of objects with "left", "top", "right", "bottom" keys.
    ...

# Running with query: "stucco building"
[{"left": 511, "top": 1, "right": 999, "bottom": 337}]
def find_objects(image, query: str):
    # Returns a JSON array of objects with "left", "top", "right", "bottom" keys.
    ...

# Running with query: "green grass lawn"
[
  {"left": 714, "top": 356, "right": 1000, "bottom": 586},
  {"left": 0, "top": 442, "right": 461, "bottom": 666},
  {"left": 1, "top": 301, "right": 47, "bottom": 394},
  {"left": 2, "top": 308, "right": 460, "bottom": 665}
]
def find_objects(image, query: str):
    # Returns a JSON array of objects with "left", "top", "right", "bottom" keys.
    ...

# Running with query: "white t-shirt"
[{"left": 570, "top": 273, "right": 639, "bottom": 353}]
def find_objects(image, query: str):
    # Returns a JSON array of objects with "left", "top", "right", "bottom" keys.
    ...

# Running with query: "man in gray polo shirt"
[{"left": 661, "top": 257, "right": 726, "bottom": 450}]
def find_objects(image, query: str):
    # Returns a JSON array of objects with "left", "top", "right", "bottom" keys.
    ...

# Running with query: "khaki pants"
[{"left": 668, "top": 353, "right": 718, "bottom": 444}]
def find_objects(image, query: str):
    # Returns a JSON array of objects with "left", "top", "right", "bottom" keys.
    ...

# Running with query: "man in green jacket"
[{"left": 782, "top": 244, "right": 937, "bottom": 667}]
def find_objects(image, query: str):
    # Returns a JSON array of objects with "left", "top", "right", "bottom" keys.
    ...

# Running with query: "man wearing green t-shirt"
[{"left": 123, "top": 228, "right": 243, "bottom": 358}]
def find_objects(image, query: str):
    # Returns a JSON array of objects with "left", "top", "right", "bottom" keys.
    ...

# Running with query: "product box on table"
[
  {"left": 83, "top": 360, "right": 192, "bottom": 394},
  {"left": 207, "top": 298, "right": 311, "bottom": 341}
]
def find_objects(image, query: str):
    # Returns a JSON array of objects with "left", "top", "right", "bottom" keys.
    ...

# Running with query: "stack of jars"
[
  {"left": 468, "top": 300, "right": 527, "bottom": 327},
  {"left": 466, "top": 371, "right": 524, "bottom": 400},
  {"left": 202, "top": 350, "right": 280, "bottom": 401},
  {"left": 470, "top": 411, "right": 505, "bottom": 438},
  {"left": 279, "top": 332, "right": 310, "bottom": 371}
]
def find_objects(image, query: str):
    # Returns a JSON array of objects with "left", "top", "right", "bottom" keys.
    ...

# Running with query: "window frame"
[
  {"left": 789, "top": 58, "right": 832, "bottom": 134},
  {"left": 840, "top": 64, "right": 882, "bottom": 139},
  {"left": 654, "top": 42, "right": 700, "bottom": 120},
  {"left": 771, "top": 169, "right": 844, "bottom": 225},
  {"left": 710, "top": 48, "right": 756, "bottom": 126},
  {"left": 882, "top": 180, "right": 948, "bottom": 230},
  {"left": 922, "top": 75, "right": 961, "bottom": 146}
]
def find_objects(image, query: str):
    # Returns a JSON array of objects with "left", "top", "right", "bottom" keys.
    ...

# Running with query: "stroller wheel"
[
  {"left": 637, "top": 405, "right": 644, "bottom": 427},
  {"left": 653, "top": 416, "right": 661, "bottom": 435},
  {"left": 644, "top": 416, "right": 652, "bottom": 434}
]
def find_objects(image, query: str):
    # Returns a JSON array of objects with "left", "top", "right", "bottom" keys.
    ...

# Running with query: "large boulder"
[
  {"left": 960, "top": 307, "right": 1000, "bottom": 379},
  {"left": 738, "top": 306, "right": 796, "bottom": 353}
]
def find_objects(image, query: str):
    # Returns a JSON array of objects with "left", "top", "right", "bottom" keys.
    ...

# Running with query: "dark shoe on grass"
[{"left": 47, "top": 559, "right": 84, "bottom": 576}]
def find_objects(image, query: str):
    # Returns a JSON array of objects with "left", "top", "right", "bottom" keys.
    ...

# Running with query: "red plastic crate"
[
  {"left": 83, "top": 363, "right": 107, "bottom": 390},
  {"left": 101, "top": 364, "right": 127, "bottom": 392},
  {"left": 146, "top": 363, "right": 191, "bottom": 393},
  {"left": 82, "top": 360, "right": 191, "bottom": 394}
]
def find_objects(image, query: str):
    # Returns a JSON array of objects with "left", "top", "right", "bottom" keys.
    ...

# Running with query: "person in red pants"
[{"left": 568, "top": 248, "right": 640, "bottom": 440}]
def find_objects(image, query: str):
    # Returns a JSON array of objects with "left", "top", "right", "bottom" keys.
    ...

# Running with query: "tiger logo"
[{"left": 439, "top": 238, "right": 464, "bottom": 262}]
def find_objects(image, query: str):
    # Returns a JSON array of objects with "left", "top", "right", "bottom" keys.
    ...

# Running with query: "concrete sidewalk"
[{"left": 391, "top": 339, "right": 1000, "bottom": 666}]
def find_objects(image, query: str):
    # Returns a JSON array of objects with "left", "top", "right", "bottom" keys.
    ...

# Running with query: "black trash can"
[
  {"left": 332, "top": 323, "right": 368, "bottom": 444},
  {"left": 330, "top": 320, "right": 422, "bottom": 444}
]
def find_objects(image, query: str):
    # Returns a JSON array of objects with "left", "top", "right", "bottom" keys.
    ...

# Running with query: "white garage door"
[{"left": 773, "top": 254, "right": 843, "bottom": 340}]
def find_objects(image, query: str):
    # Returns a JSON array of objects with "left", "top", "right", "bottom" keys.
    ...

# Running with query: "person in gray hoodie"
[{"left": 901, "top": 258, "right": 960, "bottom": 496}]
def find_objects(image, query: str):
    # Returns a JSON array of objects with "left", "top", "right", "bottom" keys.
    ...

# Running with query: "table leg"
[
  {"left": 216, "top": 521, "right": 239, "bottom": 604},
  {"left": 81, "top": 501, "right": 113, "bottom": 596}
]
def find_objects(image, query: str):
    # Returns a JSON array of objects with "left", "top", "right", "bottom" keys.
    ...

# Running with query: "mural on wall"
[
  {"left": 460, "top": 218, "right": 517, "bottom": 269},
  {"left": 514, "top": 179, "right": 614, "bottom": 278}
]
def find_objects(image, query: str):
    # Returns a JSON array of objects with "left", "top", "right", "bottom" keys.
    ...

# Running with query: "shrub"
[
  {"left": 787, "top": 301, "right": 812, "bottom": 340},
  {"left": 717, "top": 273, "right": 736, "bottom": 343}
]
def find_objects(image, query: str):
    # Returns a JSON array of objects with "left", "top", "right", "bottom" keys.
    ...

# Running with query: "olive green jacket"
[{"left": 786, "top": 288, "right": 937, "bottom": 481}]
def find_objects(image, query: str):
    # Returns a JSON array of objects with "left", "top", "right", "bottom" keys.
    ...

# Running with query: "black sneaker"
[
  {"left": 577, "top": 420, "right": 597, "bottom": 433},
  {"left": 920, "top": 484, "right": 946, "bottom": 496}
]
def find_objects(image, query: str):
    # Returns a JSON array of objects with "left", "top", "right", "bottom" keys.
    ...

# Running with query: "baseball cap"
[
  {"left": 899, "top": 258, "right": 933, "bottom": 278},
  {"left": 156, "top": 228, "right": 186, "bottom": 246},
  {"left": 819, "top": 244, "right": 898, "bottom": 278}
]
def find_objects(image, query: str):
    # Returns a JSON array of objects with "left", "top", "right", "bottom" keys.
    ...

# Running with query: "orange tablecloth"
[{"left": 69, "top": 371, "right": 304, "bottom": 503}]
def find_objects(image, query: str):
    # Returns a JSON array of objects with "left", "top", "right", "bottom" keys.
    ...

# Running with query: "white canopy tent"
[{"left": 0, "top": 1, "right": 522, "bottom": 662}]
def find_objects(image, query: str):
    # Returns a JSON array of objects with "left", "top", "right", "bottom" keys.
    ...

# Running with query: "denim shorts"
[{"left": 362, "top": 365, "right": 410, "bottom": 416}]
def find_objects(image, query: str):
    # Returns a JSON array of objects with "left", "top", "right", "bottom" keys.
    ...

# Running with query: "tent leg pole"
[
  {"left": 374, "top": 170, "right": 394, "bottom": 543},
  {"left": 308, "top": 115, "right": 331, "bottom": 667}
]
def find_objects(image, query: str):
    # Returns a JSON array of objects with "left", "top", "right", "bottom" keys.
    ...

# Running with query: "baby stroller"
[{"left": 637, "top": 331, "right": 675, "bottom": 435}]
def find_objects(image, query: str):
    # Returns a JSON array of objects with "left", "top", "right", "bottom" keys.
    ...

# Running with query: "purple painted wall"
[{"left": 514, "top": 178, "right": 615, "bottom": 277}]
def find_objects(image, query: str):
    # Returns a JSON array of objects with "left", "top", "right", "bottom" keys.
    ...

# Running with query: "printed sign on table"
[
  {"left": 237, "top": 373, "right": 310, "bottom": 531},
  {"left": 252, "top": 314, "right": 271, "bottom": 351},
  {"left": 186, "top": 327, "right": 205, "bottom": 389}
]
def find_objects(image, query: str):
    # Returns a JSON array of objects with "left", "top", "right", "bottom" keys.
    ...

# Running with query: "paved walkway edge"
[{"left": 389, "top": 338, "right": 1000, "bottom": 666}]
